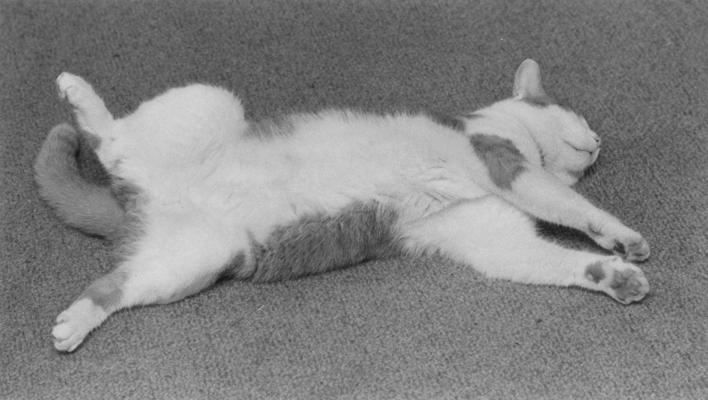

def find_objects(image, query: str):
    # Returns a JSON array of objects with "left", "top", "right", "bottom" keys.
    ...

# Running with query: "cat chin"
[{"left": 555, "top": 170, "right": 583, "bottom": 185}]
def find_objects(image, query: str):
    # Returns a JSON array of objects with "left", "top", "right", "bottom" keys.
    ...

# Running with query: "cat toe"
[{"left": 56, "top": 72, "right": 84, "bottom": 101}]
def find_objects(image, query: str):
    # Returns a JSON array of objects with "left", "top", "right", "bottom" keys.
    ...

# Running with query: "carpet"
[{"left": 1, "top": 0, "right": 706, "bottom": 399}]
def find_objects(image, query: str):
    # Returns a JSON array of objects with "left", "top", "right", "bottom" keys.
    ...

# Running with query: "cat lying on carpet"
[{"left": 35, "top": 59, "right": 650, "bottom": 353}]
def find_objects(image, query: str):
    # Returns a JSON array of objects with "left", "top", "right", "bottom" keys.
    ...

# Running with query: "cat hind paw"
[
  {"left": 52, "top": 299, "right": 108, "bottom": 352},
  {"left": 56, "top": 72, "right": 93, "bottom": 103},
  {"left": 55, "top": 72, "right": 113, "bottom": 134}
]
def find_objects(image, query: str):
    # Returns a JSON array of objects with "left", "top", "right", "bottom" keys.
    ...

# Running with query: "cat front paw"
[
  {"left": 613, "top": 235, "right": 650, "bottom": 262},
  {"left": 585, "top": 257, "right": 649, "bottom": 304},
  {"left": 52, "top": 298, "right": 108, "bottom": 352},
  {"left": 588, "top": 222, "right": 650, "bottom": 262}
]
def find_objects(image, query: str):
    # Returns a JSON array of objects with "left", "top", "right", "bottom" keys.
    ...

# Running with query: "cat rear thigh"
[{"left": 52, "top": 215, "right": 246, "bottom": 352}]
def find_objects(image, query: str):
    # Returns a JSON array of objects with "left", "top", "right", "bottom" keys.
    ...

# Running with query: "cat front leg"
[
  {"left": 584, "top": 216, "right": 650, "bottom": 262},
  {"left": 401, "top": 197, "right": 649, "bottom": 304},
  {"left": 465, "top": 140, "right": 649, "bottom": 262},
  {"left": 501, "top": 169, "right": 650, "bottom": 262}
]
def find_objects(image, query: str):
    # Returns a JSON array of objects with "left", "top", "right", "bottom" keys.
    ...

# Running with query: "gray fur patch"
[
  {"left": 111, "top": 178, "right": 140, "bottom": 211},
  {"left": 534, "top": 220, "right": 598, "bottom": 251},
  {"left": 245, "top": 116, "right": 295, "bottom": 139},
  {"left": 242, "top": 202, "right": 401, "bottom": 282},
  {"left": 427, "top": 111, "right": 465, "bottom": 132},
  {"left": 222, "top": 251, "right": 248, "bottom": 279},
  {"left": 80, "top": 269, "right": 128, "bottom": 311},
  {"left": 464, "top": 112, "right": 483, "bottom": 120},
  {"left": 585, "top": 261, "right": 606, "bottom": 283},
  {"left": 469, "top": 133, "right": 527, "bottom": 189},
  {"left": 83, "top": 131, "right": 102, "bottom": 150}
]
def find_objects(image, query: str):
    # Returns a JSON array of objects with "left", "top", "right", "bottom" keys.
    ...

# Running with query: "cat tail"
[{"left": 34, "top": 123, "right": 125, "bottom": 239}]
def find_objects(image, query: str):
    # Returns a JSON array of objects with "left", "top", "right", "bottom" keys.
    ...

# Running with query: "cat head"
[{"left": 508, "top": 59, "right": 601, "bottom": 184}]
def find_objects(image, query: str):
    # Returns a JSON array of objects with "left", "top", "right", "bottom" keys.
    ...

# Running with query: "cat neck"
[{"left": 466, "top": 99, "right": 547, "bottom": 168}]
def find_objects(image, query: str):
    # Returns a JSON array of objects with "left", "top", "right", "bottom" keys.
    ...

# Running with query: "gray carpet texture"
[{"left": 1, "top": 1, "right": 707, "bottom": 399}]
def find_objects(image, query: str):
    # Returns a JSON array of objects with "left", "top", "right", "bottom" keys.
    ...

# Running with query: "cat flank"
[{"left": 35, "top": 59, "right": 650, "bottom": 352}]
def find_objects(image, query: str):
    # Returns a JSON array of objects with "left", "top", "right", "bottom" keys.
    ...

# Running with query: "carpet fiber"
[{"left": 2, "top": 1, "right": 707, "bottom": 399}]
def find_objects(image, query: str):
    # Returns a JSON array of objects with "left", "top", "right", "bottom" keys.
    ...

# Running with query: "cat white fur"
[{"left": 36, "top": 60, "right": 650, "bottom": 352}]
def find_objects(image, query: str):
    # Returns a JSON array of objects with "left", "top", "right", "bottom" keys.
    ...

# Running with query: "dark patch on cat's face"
[
  {"left": 240, "top": 202, "right": 401, "bottom": 283},
  {"left": 584, "top": 261, "right": 605, "bottom": 283},
  {"left": 469, "top": 134, "right": 527, "bottom": 189},
  {"left": 79, "top": 269, "right": 128, "bottom": 312},
  {"left": 427, "top": 111, "right": 465, "bottom": 132}
]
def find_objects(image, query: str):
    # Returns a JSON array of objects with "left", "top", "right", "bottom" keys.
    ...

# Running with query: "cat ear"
[{"left": 512, "top": 59, "right": 547, "bottom": 99}]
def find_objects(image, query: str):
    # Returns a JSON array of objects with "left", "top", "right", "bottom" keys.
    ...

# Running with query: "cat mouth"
[
  {"left": 566, "top": 141, "right": 599, "bottom": 154},
  {"left": 566, "top": 142, "right": 600, "bottom": 163}
]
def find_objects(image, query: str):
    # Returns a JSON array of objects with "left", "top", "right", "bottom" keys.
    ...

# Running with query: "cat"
[{"left": 34, "top": 59, "right": 650, "bottom": 353}]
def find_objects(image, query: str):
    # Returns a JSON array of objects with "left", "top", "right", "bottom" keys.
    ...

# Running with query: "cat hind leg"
[
  {"left": 56, "top": 72, "right": 114, "bottom": 138},
  {"left": 52, "top": 269, "right": 125, "bottom": 352},
  {"left": 52, "top": 220, "right": 244, "bottom": 352},
  {"left": 51, "top": 256, "right": 234, "bottom": 352}
]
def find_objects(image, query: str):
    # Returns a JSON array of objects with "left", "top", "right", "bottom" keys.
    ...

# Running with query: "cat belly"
[{"left": 125, "top": 113, "right": 493, "bottom": 281}]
